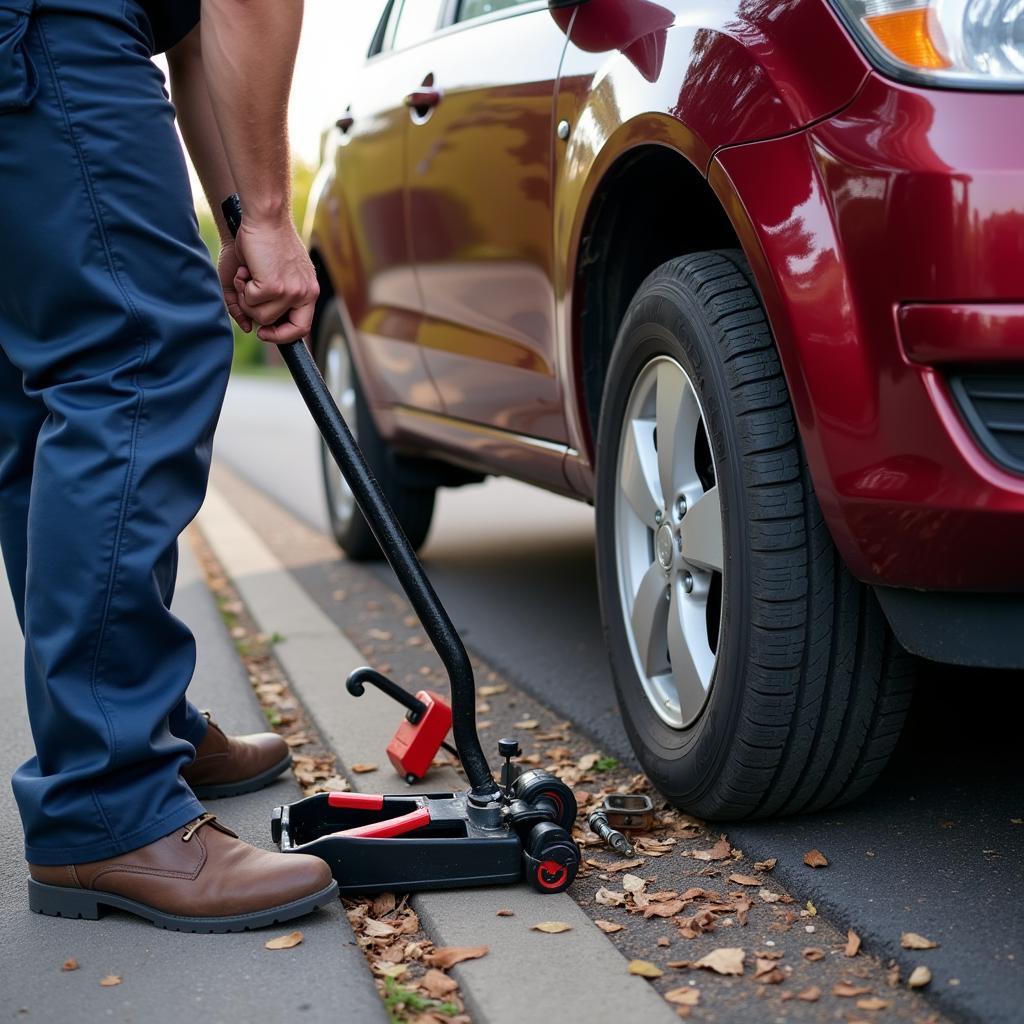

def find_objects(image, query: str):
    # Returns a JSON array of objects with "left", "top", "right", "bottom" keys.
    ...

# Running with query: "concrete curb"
[{"left": 197, "top": 481, "right": 679, "bottom": 1024}]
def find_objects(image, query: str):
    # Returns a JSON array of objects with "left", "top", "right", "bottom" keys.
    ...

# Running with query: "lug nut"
[
  {"left": 676, "top": 495, "right": 687, "bottom": 518},
  {"left": 683, "top": 571, "right": 694, "bottom": 593},
  {"left": 655, "top": 509, "right": 663, "bottom": 524}
]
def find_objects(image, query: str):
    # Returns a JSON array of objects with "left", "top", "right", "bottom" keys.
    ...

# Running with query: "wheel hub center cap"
[{"left": 656, "top": 523, "right": 675, "bottom": 570}]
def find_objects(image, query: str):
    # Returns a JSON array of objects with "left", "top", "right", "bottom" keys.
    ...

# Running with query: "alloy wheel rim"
[
  {"left": 323, "top": 330, "right": 357, "bottom": 527},
  {"left": 614, "top": 355, "right": 724, "bottom": 729}
]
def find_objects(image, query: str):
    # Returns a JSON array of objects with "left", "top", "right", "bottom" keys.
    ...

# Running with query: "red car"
[{"left": 304, "top": 0, "right": 1024, "bottom": 818}]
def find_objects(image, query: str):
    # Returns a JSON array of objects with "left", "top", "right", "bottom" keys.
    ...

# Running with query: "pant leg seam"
[{"left": 35, "top": 19, "right": 155, "bottom": 839}]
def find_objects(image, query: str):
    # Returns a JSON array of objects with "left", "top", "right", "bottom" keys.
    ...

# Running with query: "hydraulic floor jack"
[{"left": 223, "top": 197, "right": 581, "bottom": 895}]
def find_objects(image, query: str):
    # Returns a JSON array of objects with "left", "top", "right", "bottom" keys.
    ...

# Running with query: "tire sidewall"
[
  {"left": 313, "top": 300, "right": 371, "bottom": 549},
  {"left": 595, "top": 276, "right": 750, "bottom": 807}
]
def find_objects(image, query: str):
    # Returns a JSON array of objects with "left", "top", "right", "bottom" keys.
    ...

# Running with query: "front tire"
[
  {"left": 595, "top": 251, "right": 914, "bottom": 819},
  {"left": 313, "top": 300, "right": 435, "bottom": 561}
]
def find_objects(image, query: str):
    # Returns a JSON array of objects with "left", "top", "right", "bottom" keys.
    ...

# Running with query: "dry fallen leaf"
[
  {"left": 424, "top": 945, "right": 489, "bottom": 969},
  {"left": 595, "top": 887, "right": 627, "bottom": 907},
  {"left": 886, "top": 963, "right": 901, "bottom": 987},
  {"left": 595, "top": 920, "right": 624, "bottom": 934},
  {"left": 478, "top": 684, "right": 507, "bottom": 696},
  {"left": 350, "top": 763, "right": 378, "bottom": 774},
  {"left": 62, "top": 959, "right": 79, "bottom": 972},
  {"left": 857, "top": 996, "right": 890, "bottom": 1011},
  {"left": 627, "top": 959, "right": 664, "bottom": 978},
  {"left": 692, "top": 838, "right": 732, "bottom": 862},
  {"left": 265, "top": 931, "right": 304, "bottom": 950},
  {"left": 757, "top": 967, "right": 786, "bottom": 985},
  {"left": 759, "top": 889, "right": 782, "bottom": 904},
  {"left": 754, "top": 858, "right": 777, "bottom": 872},
  {"left": 845, "top": 929, "right": 862, "bottom": 957},
  {"left": 796, "top": 986, "right": 821, "bottom": 1002},
  {"left": 420, "top": 969, "right": 459, "bottom": 999},
  {"left": 496, "top": 908, "right": 514, "bottom": 917},
  {"left": 803, "top": 848, "right": 828, "bottom": 868},
  {"left": 514, "top": 719, "right": 539, "bottom": 730},
  {"left": 622, "top": 873, "right": 649, "bottom": 909},
  {"left": 694, "top": 948, "right": 745, "bottom": 976},
  {"left": 362, "top": 918, "right": 397, "bottom": 939},
  {"left": 634, "top": 837, "right": 676, "bottom": 856},
  {"left": 728, "top": 873, "right": 761, "bottom": 887},
  {"left": 531, "top": 921, "right": 572, "bottom": 934},
  {"left": 643, "top": 900, "right": 685, "bottom": 919},
  {"left": 833, "top": 981, "right": 872, "bottom": 998},
  {"left": 908, "top": 965, "right": 932, "bottom": 988},
  {"left": 802, "top": 947, "right": 826, "bottom": 961},
  {"left": 664, "top": 987, "right": 700, "bottom": 1007},
  {"left": 373, "top": 962, "right": 407, "bottom": 979},
  {"left": 99, "top": 976, "right": 122, "bottom": 987},
  {"left": 901, "top": 932, "right": 940, "bottom": 950}
]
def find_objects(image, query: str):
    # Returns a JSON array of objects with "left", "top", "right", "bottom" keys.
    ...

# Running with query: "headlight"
[{"left": 830, "top": 0, "right": 1024, "bottom": 88}]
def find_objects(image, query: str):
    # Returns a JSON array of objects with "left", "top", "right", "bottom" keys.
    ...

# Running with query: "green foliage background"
[{"left": 195, "top": 160, "right": 318, "bottom": 370}]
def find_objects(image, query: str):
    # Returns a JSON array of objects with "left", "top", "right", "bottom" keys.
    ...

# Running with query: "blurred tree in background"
[{"left": 196, "top": 159, "right": 317, "bottom": 370}]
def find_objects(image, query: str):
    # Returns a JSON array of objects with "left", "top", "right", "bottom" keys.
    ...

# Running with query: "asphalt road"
[{"left": 217, "top": 373, "right": 1023, "bottom": 1024}]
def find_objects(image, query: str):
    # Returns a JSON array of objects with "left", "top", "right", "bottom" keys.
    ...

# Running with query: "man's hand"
[
  {"left": 217, "top": 240, "right": 252, "bottom": 333},
  {"left": 233, "top": 217, "right": 319, "bottom": 344}
]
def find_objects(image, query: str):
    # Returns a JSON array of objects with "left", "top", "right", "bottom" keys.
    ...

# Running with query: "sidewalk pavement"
[{"left": 0, "top": 538, "right": 386, "bottom": 1024}]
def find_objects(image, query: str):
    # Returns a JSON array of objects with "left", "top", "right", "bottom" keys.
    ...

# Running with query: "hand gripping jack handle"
[{"left": 223, "top": 196, "right": 580, "bottom": 894}]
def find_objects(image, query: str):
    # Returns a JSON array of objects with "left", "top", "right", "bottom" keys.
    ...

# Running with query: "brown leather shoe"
[
  {"left": 181, "top": 713, "right": 291, "bottom": 799},
  {"left": 27, "top": 813, "right": 337, "bottom": 932}
]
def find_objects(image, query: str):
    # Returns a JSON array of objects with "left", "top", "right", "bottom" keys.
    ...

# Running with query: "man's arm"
[
  {"left": 198, "top": 0, "right": 317, "bottom": 344},
  {"left": 167, "top": 26, "right": 252, "bottom": 332}
]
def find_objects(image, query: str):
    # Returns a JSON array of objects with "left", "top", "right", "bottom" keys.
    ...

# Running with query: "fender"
[{"left": 553, "top": 0, "right": 870, "bottom": 479}]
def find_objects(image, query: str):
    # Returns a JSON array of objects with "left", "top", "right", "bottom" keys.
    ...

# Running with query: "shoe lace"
[{"left": 182, "top": 812, "right": 219, "bottom": 842}]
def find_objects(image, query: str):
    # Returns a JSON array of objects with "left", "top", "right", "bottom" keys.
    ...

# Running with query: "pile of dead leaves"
[
  {"left": 592, "top": 866, "right": 760, "bottom": 942},
  {"left": 346, "top": 893, "right": 486, "bottom": 1023}
]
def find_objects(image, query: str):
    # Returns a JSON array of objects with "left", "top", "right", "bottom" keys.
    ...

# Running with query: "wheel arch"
[{"left": 562, "top": 133, "right": 741, "bottom": 471}]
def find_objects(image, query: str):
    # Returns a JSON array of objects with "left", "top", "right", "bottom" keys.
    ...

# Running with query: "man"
[{"left": 0, "top": 0, "right": 335, "bottom": 930}]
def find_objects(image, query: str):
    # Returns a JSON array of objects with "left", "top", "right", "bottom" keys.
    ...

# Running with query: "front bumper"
[{"left": 712, "top": 73, "right": 1024, "bottom": 592}]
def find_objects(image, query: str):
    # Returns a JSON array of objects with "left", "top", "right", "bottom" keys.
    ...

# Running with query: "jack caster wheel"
[
  {"left": 523, "top": 822, "right": 579, "bottom": 894},
  {"left": 510, "top": 769, "right": 577, "bottom": 831}
]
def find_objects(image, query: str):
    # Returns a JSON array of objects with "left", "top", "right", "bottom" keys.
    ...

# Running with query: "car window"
[
  {"left": 368, "top": 0, "right": 398, "bottom": 57},
  {"left": 391, "top": 0, "right": 446, "bottom": 51},
  {"left": 456, "top": 0, "right": 535, "bottom": 22}
]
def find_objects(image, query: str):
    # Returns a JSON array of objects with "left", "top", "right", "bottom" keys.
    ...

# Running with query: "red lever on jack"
[
  {"left": 331, "top": 807, "right": 431, "bottom": 840},
  {"left": 346, "top": 667, "right": 456, "bottom": 783}
]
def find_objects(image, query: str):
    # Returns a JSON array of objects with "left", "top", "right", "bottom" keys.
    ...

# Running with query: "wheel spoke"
[
  {"left": 667, "top": 582, "right": 714, "bottom": 717},
  {"left": 620, "top": 418, "right": 661, "bottom": 529},
  {"left": 631, "top": 562, "right": 670, "bottom": 677},
  {"left": 680, "top": 485, "right": 723, "bottom": 573},
  {"left": 656, "top": 360, "right": 700, "bottom": 508}
]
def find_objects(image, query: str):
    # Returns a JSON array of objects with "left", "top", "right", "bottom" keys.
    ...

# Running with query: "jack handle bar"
[{"left": 221, "top": 194, "right": 497, "bottom": 803}]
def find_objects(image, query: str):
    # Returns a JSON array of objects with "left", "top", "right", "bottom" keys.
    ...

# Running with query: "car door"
[
  {"left": 404, "top": 0, "right": 572, "bottom": 444},
  {"left": 327, "top": 0, "right": 445, "bottom": 412}
]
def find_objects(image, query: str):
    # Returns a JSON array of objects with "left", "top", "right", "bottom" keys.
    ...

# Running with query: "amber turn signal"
[{"left": 862, "top": 6, "right": 952, "bottom": 69}]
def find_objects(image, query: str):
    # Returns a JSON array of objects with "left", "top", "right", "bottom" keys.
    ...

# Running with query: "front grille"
[{"left": 950, "top": 372, "right": 1024, "bottom": 475}]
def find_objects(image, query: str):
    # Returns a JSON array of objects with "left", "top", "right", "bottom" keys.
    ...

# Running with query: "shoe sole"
[
  {"left": 28, "top": 878, "right": 339, "bottom": 933},
  {"left": 188, "top": 752, "right": 293, "bottom": 800}
]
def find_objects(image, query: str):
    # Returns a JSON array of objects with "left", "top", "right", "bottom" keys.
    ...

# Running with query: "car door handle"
[
  {"left": 404, "top": 86, "right": 443, "bottom": 112},
  {"left": 336, "top": 107, "right": 354, "bottom": 133}
]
